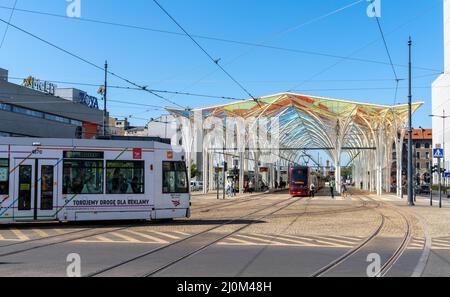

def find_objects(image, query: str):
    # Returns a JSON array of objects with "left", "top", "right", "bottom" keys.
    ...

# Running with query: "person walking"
[
  {"left": 330, "top": 180, "right": 335, "bottom": 199},
  {"left": 310, "top": 183, "right": 316, "bottom": 198},
  {"left": 341, "top": 182, "right": 348, "bottom": 198}
]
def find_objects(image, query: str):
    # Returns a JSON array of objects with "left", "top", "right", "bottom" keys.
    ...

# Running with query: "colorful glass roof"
[{"left": 167, "top": 92, "right": 423, "bottom": 164}]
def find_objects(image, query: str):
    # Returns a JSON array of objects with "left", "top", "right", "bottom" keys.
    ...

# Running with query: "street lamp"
[{"left": 407, "top": 38, "right": 414, "bottom": 206}]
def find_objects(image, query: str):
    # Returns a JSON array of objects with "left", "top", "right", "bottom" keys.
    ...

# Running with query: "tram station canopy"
[
  {"left": 167, "top": 92, "right": 423, "bottom": 196},
  {"left": 168, "top": 92, "right": 423, "bottom": 157}
]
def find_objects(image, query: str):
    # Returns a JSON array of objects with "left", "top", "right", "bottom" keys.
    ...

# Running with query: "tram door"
[{"left": 13, "top": 159, "right": 58, "bottom": 221}]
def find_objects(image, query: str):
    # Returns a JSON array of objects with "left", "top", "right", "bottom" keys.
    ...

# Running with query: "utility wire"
[
  {"left": 374, "top": 16, "right": 401, "bottom": 104},
  {"left": 7, "top": 76, "right": 246, "bottom": 101},
  {"left": 151, "top": 0, "right": 260, "bottom": 106},
  {"left": 0, "top": 0, "right": 17, "bottom": 49},
  {"left": 0, "top": 17, "right": 187, "bottom": 109},
  {"left": 0, "top": 5, "right": 440, "bottom": 73}
]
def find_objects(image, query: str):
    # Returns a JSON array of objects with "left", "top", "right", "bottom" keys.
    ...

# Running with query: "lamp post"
[{"left": 407, "top": 38, "right": 414, "bottom": 206}]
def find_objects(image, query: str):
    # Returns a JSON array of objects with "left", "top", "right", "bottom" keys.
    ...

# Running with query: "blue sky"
[{"left": 0, "top": 0, "right": 444, "bottom": 128}]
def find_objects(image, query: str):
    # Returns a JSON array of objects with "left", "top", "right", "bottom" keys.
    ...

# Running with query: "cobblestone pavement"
[{"left": 0, "top": 189, "right": 449, "bottom": 276}]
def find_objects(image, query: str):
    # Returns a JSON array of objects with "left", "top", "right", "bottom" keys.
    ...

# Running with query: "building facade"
[
  {"left": 0, "top": 68, "right": 104, "bottom": 139},
  {"left": 432, "top": 0, "right": 450, "bottom": 173},
  {"left": 391, "top": 129, "right": 433, "bottom": 191}
]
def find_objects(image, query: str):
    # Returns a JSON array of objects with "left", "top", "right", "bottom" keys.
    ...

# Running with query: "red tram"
[{"left": 289, "top": 166, "right": 325, "bottom": 197}]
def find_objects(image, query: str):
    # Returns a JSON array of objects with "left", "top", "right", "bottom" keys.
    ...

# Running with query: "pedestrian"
[
  {"left": 341, "top": 182, "right": 348, "bottom": 198},
  {"left": 310, "top": 183, "right": 316, "bottom": 198},
  {"left": 330, "top": 180, "right": 335, "bottom": 199}
]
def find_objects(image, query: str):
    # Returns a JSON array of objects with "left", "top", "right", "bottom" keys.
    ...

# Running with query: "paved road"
[{"left": 0, "top": 190, "right": 449, "bottom": 277}]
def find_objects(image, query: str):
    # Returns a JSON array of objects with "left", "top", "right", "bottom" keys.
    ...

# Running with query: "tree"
[{"left": 190, "top": 162, "right": 199, "bottom": 179}]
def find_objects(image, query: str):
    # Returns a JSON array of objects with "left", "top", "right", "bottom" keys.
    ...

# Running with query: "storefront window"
[
  {"left": 106, "top": 161, "right": 145, "bottom": 194},
  {"left": 0, "top": 159, "right": 9, "bottom": 195},
  {"left": 162, "top": 161, "right": 188, "bottom": 194},
  {"left": 63, "top": 160, "right": 103, "bottom": 194}
]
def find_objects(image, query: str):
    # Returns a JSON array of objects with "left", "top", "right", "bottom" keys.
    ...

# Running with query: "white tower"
[{"left": 432, "top": 0, "right": 450, "bottom": 172}]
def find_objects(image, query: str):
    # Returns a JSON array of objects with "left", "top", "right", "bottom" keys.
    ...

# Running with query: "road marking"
[
  {"left": 235, "top": 234, "right": 278, "bottom": 244},
  {"left": 111, "top": 232, "right": 142, "bottom": 243},
  {"left": 125, "top": 230, "right": 169, "bottom": 244},
  {"left": 221, "top": 237, "right": 255, "bottom": 245},
  {"left": 150, "top": 231, "right": 181, "bottom": 240},
  {"left": 32, "top": 229, "right": 50, "bottom": 237},
  {"left": 248, "top": 233, "right": 317, "bottom": 246},
  {"left": 171, "top": 230, "right": 190, "bottom": 236},
  {"left": 280, "top": 234, "right": 344, "bottom": 247},
  {"left": 54, "top": 229, "right": 67, "bottom": 235},
  {"left": 9, "top": 229, "right": 29, "bottom": 241}
]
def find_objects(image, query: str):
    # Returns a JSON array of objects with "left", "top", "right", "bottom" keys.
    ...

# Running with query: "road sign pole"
[
  {"left": 430, "top": 161, "right": 433, "bottom": 206},
  {"left": 440, "top": 158, "right": 443, "bottom": 209}
]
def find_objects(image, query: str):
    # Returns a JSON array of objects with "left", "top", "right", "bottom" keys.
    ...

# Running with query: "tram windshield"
[
  {"left": 162, "top": 161, "right": 188, "bottom": 194},
  {"left": 291, "top": 167, "right": 308, "bottom": 185}
]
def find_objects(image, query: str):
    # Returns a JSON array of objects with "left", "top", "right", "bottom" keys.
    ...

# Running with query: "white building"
[{"left": 432, "top": 0, "right": 450, "bottom": 172}]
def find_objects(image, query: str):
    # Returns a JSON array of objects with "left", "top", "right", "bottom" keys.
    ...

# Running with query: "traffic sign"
[
  {"left": 445, "top": 172, "right": 450, "bottom": 178},
  {"left": 434, "top": 148, "right": 444, "bottom": 159}
]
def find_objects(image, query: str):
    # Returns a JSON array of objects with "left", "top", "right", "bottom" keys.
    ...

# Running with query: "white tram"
[{"left": 0, "top": 138, "right": 190, "bottom": 223}]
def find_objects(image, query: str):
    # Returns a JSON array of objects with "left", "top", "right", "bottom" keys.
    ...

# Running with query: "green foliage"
[{"left": 190, "top": 162, "right": 199, "bottom": 179}]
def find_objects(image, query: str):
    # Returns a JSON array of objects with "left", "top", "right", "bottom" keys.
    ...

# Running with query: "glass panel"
[
  {"left": 106, "top": 161, "right": 145, "bottom": 194},
  {"left": 0, "top": 159, "right": 8, "bottom": 195},
  {"left": 40, "top": 166, "right": 54, "bottom": 210},
  {"left": 162, "top": 161, "right": 188, "bottom": 194},
  {"left": 18, "top": 165, "right": 32, "bottom": 211},
  {"left": 0, "top": 103, "right": 11, "bottom": 111},
  {"left": 63, "top": 160, "right": 103, "bottom": 194},
  {"left": 12, "top": 106, "right": 43, "bottom": 118}
]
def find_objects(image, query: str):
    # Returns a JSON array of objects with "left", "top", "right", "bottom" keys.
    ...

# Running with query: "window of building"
[
  {"left": 425, "top": 143, "right": 431, "bottom": 149},
  {"left": 12, "top": 106, "right": 43, "bottom": 118},
  {"left": 0, "top": 102, "right": 83, "bottom": 127},
  {"left": 70, "top": 119, "right": 83, "bottom": 126},
  {"left": 63, "top": 160, "right": 103, "bottom": 194},
  {"left": 426, "top": 152, "right": 430, "bottom": 159},
  {"left": 45, "top": 114, "right": 70, "bottom": 124},
  {"left": 416, "top": 142, "right": 421, "bottom": 149},
  {"left": 416, "top": 152, "right": 421, "bottom": 159},
  {"left": 162, "top": 161, "right": 188, "bottom": 194},
  {"left": 426, "top": 162, "right": 430, "bottom": 169},
  {"left": 106, "top": 161, "right": 145, "bottom": 194},
  {"left": 416, "top": 162, "right": 421, "bottom": 169},
  {"left": 0, "top": 103, "right": 11, "bottom": 112},
  {"left": 0, "top": 159, "right": 9, "bottom": 195}
]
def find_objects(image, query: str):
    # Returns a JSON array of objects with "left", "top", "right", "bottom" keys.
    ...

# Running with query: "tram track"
[
  {"left": 0, "top": 225, "right": 135, "bottom": 258},
  {"left": 0, "top": 192, "right": 288, "bottom": 260},
  {"left": 310, "top": 195, "right": 413, "bottom": 277},
  {"left": 192, "top": 190, "right": 287, "bottom": 213},
  {"left": 88, "top": 195, "right": 302, "bottom": 277}
]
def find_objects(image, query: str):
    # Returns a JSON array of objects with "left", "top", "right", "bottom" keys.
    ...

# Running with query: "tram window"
[
  {"left": 0, "top": 159, "right": 9, "bottom": 195},
  {"left": 162, "top": 161, "right": 188, "bottom": 194},
  {"left": 106, "top": 161, "right": 145, "bottom": 194},
  {"left": 63, "top": 160, "right": 103, "bottom": 194}
]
